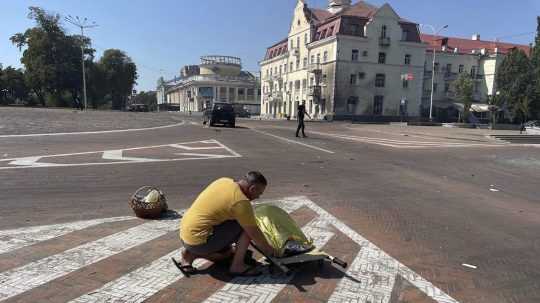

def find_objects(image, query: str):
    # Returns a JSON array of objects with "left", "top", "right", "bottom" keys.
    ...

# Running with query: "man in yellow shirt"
[{"left": 176, "top": 171, "right": 275, "bottom": 277}]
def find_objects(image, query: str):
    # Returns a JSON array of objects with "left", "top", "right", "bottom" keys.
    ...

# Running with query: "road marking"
[
  {"left": 0, "top": 216, "right": 134, "bottom": 255},
  {"left": 301, "top": 198, "right": 460, "bottom": 303},
  {"left": 312, "top": 131, "right": 505, "bottom": 149},
  {"left": 251, "top": 128, "right": 335, "bottom": 154},
  {"left": 0, "top": 139, "right": 241, "bottom": 170},
  {"left": 0, "top": 121, "right": 186, "bottom": 138},
  {"left": 69, "top": 199, "right": 305, "bottom": 303},
  {"left": 204, "top": 217, "right": 334, "bottom": 303},
  {"left": 0, "top": 217, "right": 181, "bottom": 301},
  {"left": 0, "top": 196, "right": 460, "bottom": 302},
  {"left": 69, "top": 251, "right": 205, "bottom": 303}
]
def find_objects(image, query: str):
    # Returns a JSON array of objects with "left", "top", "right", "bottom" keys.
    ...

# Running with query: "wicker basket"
[{"left": 129, "top": 186, "right": 168, "bottom": 219}]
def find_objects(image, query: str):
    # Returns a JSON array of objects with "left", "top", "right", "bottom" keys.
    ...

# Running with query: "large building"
[
  {"left": 157, "top": 56, "right": 260, "bottom": 114},
  {"left": 260, "top": 0, "right": 530, "bottom": 122},
  {"left": 421, "top": 34, "right": 530, "bottom": 122},
  {"left": 260, "top": 0, "right": 426, "bottom": 120}
]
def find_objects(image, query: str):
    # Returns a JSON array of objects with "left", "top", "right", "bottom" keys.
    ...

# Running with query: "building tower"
[{"left": 328, "top": 0, "right": 351, "bottom": 14}]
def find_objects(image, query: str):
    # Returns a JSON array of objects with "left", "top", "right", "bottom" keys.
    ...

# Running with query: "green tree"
[
  {"left": 496, "top": 48, "right": 534, "bottom": 123},
  {"left": 98, "top": 49, "right": 138, "bottom": 110},
  {"left": 0, "top": 66, "right": 29, "bottom": 105},
  {"left": 10, "top": 7, "right": 94, "bottom": 107},
  {"left": 453, "top": 73, "right": 474, "bottom": 122},
  {"left": 529, "top": 16, "right": 540, "bottom": 119}
]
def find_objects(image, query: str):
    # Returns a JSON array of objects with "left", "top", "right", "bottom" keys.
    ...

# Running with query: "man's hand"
[{"left": 244, "top": 225, "right": 276, "bottom": 257}]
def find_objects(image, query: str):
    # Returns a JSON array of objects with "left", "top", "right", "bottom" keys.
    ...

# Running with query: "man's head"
[{"left": 238, "top": 171, "right": 267, "bottom": 200}]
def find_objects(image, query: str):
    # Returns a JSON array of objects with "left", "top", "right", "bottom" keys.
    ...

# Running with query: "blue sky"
[{"left": 1, "top": 0, "right": 539, "bottom": 91}]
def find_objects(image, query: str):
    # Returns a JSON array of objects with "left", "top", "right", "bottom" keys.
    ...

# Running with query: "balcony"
[
  {"left": 308, "top": 64, "right": 322, "bottom": 73},
  {"left": 379, "top": 37, "right": 391, "bottom": 47}
]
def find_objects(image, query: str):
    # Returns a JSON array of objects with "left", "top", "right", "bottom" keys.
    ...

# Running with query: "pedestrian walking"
[{"left": 296, "top": 101, "right": 311, "bottom": 138}]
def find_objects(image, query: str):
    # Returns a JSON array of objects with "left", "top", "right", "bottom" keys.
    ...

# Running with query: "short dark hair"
[{"left": 243, "top": 171, "right": 267, "bottom": 186}]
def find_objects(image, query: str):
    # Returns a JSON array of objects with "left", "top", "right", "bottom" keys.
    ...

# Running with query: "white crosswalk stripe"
[
  {"left": 0, "top": 197, "right": 462, "bottom": 303},
  {"left": 204, "top": 217, "right": 334, "bottom": 303},
  {"left": 0, "top": 217, "right": 180, "bottom": 301},
  {"left": 0, "top": 216, "right": 135, "bottom": 255}
]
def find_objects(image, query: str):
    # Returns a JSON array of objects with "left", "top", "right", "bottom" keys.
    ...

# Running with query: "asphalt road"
[{"left": 0, "top": 108, "right": 539, "bottom": 303}]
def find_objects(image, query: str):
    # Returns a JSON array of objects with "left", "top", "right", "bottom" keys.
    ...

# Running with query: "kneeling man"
[{"left": 178, "top": 171, "right": 275, "bottom": 277}]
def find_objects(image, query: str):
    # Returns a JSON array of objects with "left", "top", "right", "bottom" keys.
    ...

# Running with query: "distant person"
[
  {"left": 176, "top": 172, "right": 275, "bottom": 277},
  {"left": 296, "top": 101, "right": 311, "bottom": 138}
]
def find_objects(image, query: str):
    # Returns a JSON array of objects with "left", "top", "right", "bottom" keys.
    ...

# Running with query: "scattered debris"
[
  {"left": 490, "top": 188, "right": 500, "bottom": 192},
  {"left": 462, "top": 263, "right": 477, "bottom": 269}
]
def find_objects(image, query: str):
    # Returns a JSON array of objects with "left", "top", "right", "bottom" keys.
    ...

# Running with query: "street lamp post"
[
  {"left": 421, "top": 24, "right": 448, "bottom": 121},
  {"left": 65, "top": 15, "right": 98, "bottom": 111}
]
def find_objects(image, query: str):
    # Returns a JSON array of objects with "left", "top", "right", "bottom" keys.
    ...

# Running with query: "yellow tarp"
[{"left": 254, "top": 204, "right": 313, "bottom": 257}]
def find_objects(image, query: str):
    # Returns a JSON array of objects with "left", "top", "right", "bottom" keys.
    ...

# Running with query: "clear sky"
[{"left": 1, "top": 0, "right": 539, "bottom": 92}]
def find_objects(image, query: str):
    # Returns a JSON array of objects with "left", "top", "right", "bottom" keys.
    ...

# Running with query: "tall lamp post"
[
  {"left": 65, "top": 15, "right": 98, "bottom": 111},
  {"left": 421, "top": 24, "right": 448, "bottom": 121}
]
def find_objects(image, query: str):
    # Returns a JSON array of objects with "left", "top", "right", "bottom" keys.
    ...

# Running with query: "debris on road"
[{"left": 462, "top": 263, "right": 477, "bottom": 269}]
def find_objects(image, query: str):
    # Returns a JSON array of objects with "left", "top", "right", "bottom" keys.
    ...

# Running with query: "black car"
[
  {"left": 203, "top": 103, "right": 236, "bottom": 127},
  {"left": 127, "top": 104, "right": 149, "bottom": 112},
  {"left": 234, "top": 107, "right": 251, "bottom": 118}
]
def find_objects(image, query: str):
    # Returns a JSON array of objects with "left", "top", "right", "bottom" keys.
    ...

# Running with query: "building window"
[
  {"left": 381, "top": 25, "right": 387, "bottom": 38},
  {"left": 402, "top": 79, "right": 409, "bottom": 89},
  {"left": 303, "top": 57, "right": 308, "bottom": 68},
  {"left": 323, "top": 51, "right": 328, "bottom": 62},
  {"left": 322, "top": 74, "right": 327, "bottom": 84},
  {"left": 284, "top": 64, "right": 287, "bottom": 73},
  {"left": 279, "top": 66, "right": 282, "bottom": 74},
  {"left": 404, "top": 54, "right": 411, "bottom": 65},
  {"left": 358, "top": 72, "right": 365, "bottom": 79},
  {"left": 378, "top": 52, "right": 386, "bottom": 64},
  {"left": 433, "top": 83, "right": 438, "bottom": 92},
  {"left": 229, "top": 88, "right": 236, "bottom": 101},
  {"left": 274, "top": 66, "right": 278, "bottom": 74},
  {"left": 289, "top": 81, "right": 292, "bottom": 91},
  {"left": 311, "top": 55, "right": 315, "bottom": 64},
  {"left": 304, "top": 33, "right": 308, "bottom": 44},
  {"left": 351, "top": 24, "right": 360, "bottom": 36},
  {"left": 402, "top": 29, "right": 410, "bottom": 41},
  {"left": 434, "top": 62, "right": 440, "bottom": 72},
  {"left": 375, "top": 74, "right": 385, "bottom": 87},
  {"left": 373, "top": 96, "right": 384, "bottom": 115},
  {"left": 302, "top": 79, "right": 307, "bottom": 89},
  {"left": 350, "top": 74, "right": 357, "bottom": 85},
  {"left": 296, "top": 60, "right": 300, "bottom": 69},
  {"left": 362, "top": 50, "right": 368, "bottom": 57},
  {"left": 238, "top": 88, "right": 245, "bottom": 99},
  {"left": 446, "top": 64, "right": 452, "bottom": 73},
  {"left": 444, "top": 82, "right": 450, "bottom": 92},
  {"left": 317, "top": 53, "right": 321, "bottom": 63},
  {"left": 459, "top": 64, "right": 464, "bottom": 73},
  {"left": 310, "top": 77, "right": 314, "bottom": 86},
  {"left": 295, "top": 80, "right": 301, "bottom": 90},
  {"left": 471, "top": 66, "right": 477, "bottom": 77},
  {"left": 290, "top": 39, "right": 294, "bottom": 49},
  {"left": 296, "top": 36, "right": 300, "bottom": 48},
  {"left": 290, "top": 62, "right": 294, "bottom": 71},
  {"left": 352, "top": 49, "right": 359, "bottom": 61}
]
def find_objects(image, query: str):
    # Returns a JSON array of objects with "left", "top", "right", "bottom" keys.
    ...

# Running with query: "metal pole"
[
  {"left": 429, "top": 46, "right": 436, "bottom": 121},
  {"left": 80, "top": 26, "right": 88, "bottom": 111}
]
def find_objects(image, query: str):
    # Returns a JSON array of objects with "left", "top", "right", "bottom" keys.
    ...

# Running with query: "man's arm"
[{"left": 243, "top": 225, "right": 276, "bottom": 256}]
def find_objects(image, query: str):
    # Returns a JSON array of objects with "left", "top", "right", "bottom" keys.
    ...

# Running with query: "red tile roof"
[{"left": 421, "top": 34, "right": 531, "bottom": 55}]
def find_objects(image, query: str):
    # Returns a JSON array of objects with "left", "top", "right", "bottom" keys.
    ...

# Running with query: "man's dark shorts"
[{"left": 182, "top": 220, "right": 243, "bottom": 255}]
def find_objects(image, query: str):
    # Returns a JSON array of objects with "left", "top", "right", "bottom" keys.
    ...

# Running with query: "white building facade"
[
  {"left": 260, "top": 0, "right": 426, "bottom": 121},
  {"left": 159, "top": 56, "right": 260, "bottom": 114},
  {"left": 260, "top": 0, "right": 530, "bottom": 122}
]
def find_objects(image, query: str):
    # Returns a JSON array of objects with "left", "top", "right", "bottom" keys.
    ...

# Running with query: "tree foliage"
[
  {"left": 453, "top": 73, "right": 474, "bottom": 121},
  {"left": 8, "top": 6, "right": 137, "bottom": 109},
  {"left": 496, "top": 48, "right": 534, "bottom": 122}
]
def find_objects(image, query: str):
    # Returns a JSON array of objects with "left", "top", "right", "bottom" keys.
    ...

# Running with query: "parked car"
[
  {"left": 234, "top": 107, "right": 251, "bottom": 118},
  {"left": 203, "top": 103, "right": 236, "bottom": 127},
  {"left": 524, "top": 120, "right": 540, "bottom": 134},
  {"left": 127, "top": 104, "right": 149, "bottom": 112}
]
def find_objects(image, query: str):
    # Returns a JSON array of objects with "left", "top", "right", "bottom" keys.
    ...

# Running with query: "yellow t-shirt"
[{"left": 180, "top": 178, "right": 257, "bottom": 246}]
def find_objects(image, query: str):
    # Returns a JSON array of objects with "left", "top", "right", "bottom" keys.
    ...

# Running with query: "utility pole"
[
  {"left": 421, "top": 24, "right": 448, "bottom": 121},
  {"left": 65, "top": 15, "right": 98, "bottom": 111}
]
